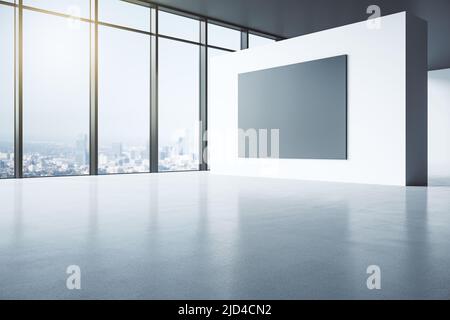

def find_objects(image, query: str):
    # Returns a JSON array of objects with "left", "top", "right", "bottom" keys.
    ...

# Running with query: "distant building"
[
  {"left": 112, "top": 142, "right": 123, "bottom": 158},
  {"left": 75, "top": 134, "right": 88, "bottom": 165}
]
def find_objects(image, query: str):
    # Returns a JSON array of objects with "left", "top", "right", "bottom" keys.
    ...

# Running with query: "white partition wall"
[
  {"left": 429, "top": 68, "right": 450, "bottom": 184},
  {"left": 209, "top": 12, "right": 428, "bottom": 186}
]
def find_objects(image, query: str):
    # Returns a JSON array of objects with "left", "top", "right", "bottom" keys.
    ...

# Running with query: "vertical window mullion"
[
  {"left": 150, "top": 7, "right": 158, "bottom": 173},
  {"left": 14, "top": 0, "right": 23, "bottom": 178},
  {"left": 241, "top": 29, "right": 249, "bottom": 50},
  {"left": 89, "top": 0, "right": 98, "bottom": 175},
  {"left": 199, "top": 19, "right": 207, "bottom": 171}
]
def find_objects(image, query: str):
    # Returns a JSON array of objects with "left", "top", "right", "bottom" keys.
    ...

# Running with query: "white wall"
[
  {"left": 429, "top": 68, "right": 450, "bottom": 181},
  {"left": 209, "top": 12, "right": 413, "bottom": 186}
]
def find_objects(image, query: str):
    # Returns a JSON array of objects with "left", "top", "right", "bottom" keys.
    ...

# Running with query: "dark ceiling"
[{"left": 148, "top": 0, "right": 450, "bottom": 70}]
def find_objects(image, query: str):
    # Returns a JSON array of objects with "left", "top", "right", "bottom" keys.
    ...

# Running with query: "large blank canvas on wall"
[{"left": 238, "top": 55, "right": 347, "bottom": 159}]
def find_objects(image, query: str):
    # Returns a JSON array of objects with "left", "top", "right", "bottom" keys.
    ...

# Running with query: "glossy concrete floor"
[{"left": 0, "top": 172, "right": 449, "bottom": 299}]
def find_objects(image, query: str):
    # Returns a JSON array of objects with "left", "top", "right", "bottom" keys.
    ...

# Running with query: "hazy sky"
[
  {"left": 24, "top": 0, "right": 91, "bottom": 19},
  {"left": 98, "top": 24, "right": 150, "bottom": 147},
  {"left": 22, "top": 9, "right": 90, "bottom": 146},
  {"left": 0, "top": 5, "right": 15, "bottom": 146},
  {"left": 20, "top": 1, "right": 203, "bottom": 152}
]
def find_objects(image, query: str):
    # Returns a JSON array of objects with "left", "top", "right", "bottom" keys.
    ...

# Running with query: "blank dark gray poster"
[{"left": 238, "top": 55, "right": 347, "bottom": 159}]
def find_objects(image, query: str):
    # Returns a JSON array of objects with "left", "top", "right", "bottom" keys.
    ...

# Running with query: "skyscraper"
[
  {"left": 112, "top": 142, "right": 123, "bottom": 159},
  {"left": 75, "top": 134, "right": 88, "bottom": 165}
]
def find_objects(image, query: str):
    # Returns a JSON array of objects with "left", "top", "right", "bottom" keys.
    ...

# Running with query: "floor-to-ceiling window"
[
  {"left": 158, "top": 38, "right": 200, "bottom": 172},
  {"left": 0, "top": 1, "right": 279, "bottom": 179},
  {"left": 0, "top": 3, "right": 15, "bottom": 178},
  {"left": 22, "top": 5, "right": 90, "bottom": 177},
  {"left": 98, "top": 1, "right": 151, "bottom": 174},
  {"left": 158, "top": 11, "right": 200, "bottom": 172}
]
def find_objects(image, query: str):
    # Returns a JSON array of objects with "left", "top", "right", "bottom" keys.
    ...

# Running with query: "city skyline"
[{"left": 1, "top": 131, "right": 199, "bottom": 178}]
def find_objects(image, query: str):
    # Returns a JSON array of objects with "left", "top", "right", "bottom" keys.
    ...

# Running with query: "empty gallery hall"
[{"left": 1, "top": 0, "right": 450, "bottom": 300}]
